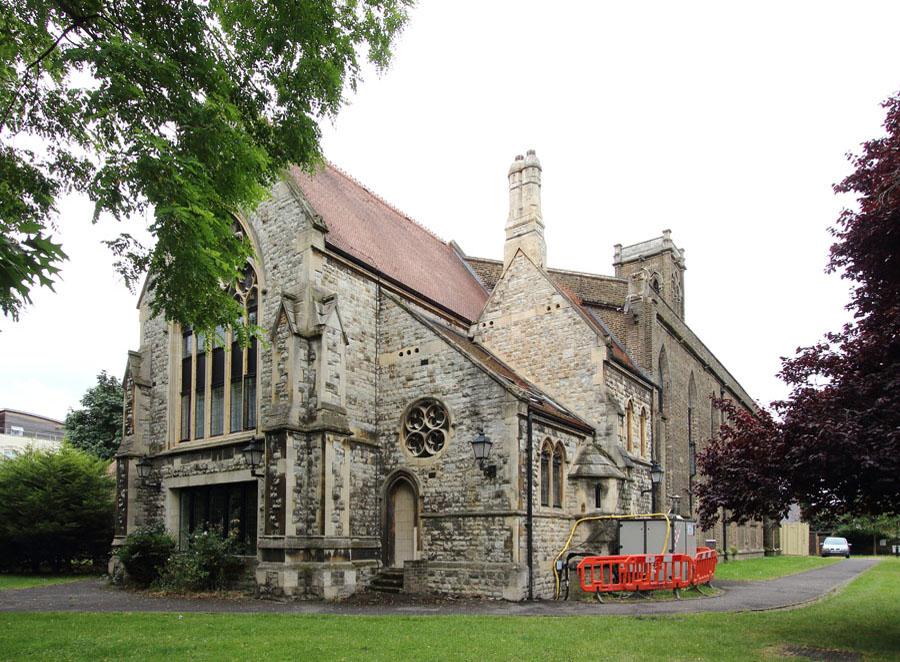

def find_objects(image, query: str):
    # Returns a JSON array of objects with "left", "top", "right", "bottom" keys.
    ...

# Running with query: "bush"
[
  {"left": 117, "top": 524, "right": 176, "bottom": 587},
  {"left": 0, "top": 446, "right": 114, "bottom": 572},
  {"left": 155, "top": 528, "right": 244, "bottom": 593}
]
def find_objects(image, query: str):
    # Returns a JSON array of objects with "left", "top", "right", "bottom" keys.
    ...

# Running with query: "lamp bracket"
[{"left": 478, "top": 459, "right": 497, "bottom": 479}]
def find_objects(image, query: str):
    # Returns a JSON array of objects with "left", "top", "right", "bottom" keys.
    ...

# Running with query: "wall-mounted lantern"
[
  {"left": 242, "top": 435, "right": 265, "bottom": 478},
  {"left": 135, "top": 455, "right": 159, "bottom": 487},
  {"left": 470, "top": 429, "right": 497, "bottom": 479},
  {"left": 641, "top": 459, "right": 664, "bottom": 512}
]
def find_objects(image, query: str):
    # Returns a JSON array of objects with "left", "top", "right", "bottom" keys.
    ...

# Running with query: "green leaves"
[
  {"left": 64, "top": 370, "right": 124, "bottom": 461},
  {"left": 1, "top": 0, "right": 411, "bottom": 333},
  {"left": 0, "top": 445, "right": 114, "bottom": 571}
]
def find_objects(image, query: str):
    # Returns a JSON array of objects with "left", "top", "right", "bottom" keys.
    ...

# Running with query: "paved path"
[{"left": 0, "top": 558, "right": 880, "bottom": 616}]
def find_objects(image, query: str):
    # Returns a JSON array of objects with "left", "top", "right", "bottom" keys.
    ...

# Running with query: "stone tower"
[
  {"left": 613, "top": 230, "right": 686, "bottom": 318},
  {"left": 504, "top": 150, "right": 546, "bottom": 271}
]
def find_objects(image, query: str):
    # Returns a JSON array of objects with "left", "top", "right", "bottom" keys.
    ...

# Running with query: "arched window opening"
[
  {"left": 553, "top": 443, "right": 565, "bottom": 508},
  {"left": 687, "top": 374, "right": 697, "bottom": 449},
  {"left": 179, "top": 261, "right": 260, "bottom": 442},
  {"left": 625, "top": 401, "right": 634, "bottom": 454},
  {"left": 540, "top": 442, "right": 551, "bottom": 507},
  {"left": 657, "top": 348, "right": 668, "bottom": 414},
  {"left": 640, "top": 408, "right": 648, "bottom": 458}
]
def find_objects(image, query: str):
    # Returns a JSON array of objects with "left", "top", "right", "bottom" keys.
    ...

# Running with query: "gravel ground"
[{"left": 0, "top": 558, "right": 880, "bottom": 616}]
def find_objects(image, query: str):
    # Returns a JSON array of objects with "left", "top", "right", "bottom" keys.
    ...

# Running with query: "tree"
[
  {"left": 696, "top": 90, "right": 900, "bottom": 528},
  {"left": 65, "top": 370, "right": 123, "bottom": 460},
  {"left": 0, "top": 445, "right": 114, "bottom": 571},
  {"left": 1, "top": 0, "right": 411, "bottom": 339},
  {"left": 695, "top": 399, "right": 790, "bottom": 528}
]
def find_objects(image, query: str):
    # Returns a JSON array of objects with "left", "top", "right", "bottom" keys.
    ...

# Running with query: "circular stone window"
[{"left": 402, "top": 399, "right": 450, "bottom": 458}]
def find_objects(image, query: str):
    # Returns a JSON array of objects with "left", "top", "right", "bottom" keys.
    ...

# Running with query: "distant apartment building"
[{"left": 0, "top": 409, "right": 65, "bottom": 459}]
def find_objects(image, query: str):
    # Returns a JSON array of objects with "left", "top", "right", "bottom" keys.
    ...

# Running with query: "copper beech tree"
[{"left": 697, "top": 90, "right": 900, "bottom": 528}]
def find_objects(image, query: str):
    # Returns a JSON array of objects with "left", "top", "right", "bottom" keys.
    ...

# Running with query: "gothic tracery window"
[
  {"left": 402, "top": 399, "right": 450, "bottom": 458},
  {"left": 178, "top": 249, "right": 259, "bottom": 442}
]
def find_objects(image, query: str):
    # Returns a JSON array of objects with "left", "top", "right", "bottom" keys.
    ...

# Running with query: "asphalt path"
[{"left": 0, "top": 558, "right": 880, "bottom": 616}]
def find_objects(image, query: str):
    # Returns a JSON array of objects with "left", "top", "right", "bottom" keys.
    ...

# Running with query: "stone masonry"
[{"left": 112, "top": 150, "right": 764, "bottom": 601}]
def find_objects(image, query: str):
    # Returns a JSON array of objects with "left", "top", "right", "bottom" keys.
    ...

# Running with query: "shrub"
[
  {"left": 117, "top": 524, "right": 176, "bottom": 587},
  {"left": 0, "top": 446, "right": 114, "bottom": 572},
  {"left": 155, "top": 527, "right": 244, "bottom": 593}
]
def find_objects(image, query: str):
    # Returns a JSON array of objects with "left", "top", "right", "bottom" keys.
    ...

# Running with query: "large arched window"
[{"left": 179, "top": 261, "right": 259, "bottom": 441}]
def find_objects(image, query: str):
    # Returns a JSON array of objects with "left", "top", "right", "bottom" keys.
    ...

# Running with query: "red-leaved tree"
[
  {"left": 697, "top": 90, "right": 900, "bottom": 528},
  {"left": 695, "top": 399, "right": 790, "bottom": 528}
]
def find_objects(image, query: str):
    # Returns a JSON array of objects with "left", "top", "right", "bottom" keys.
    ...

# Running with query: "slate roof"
[{"left": 290, "top": 164, "right": 489, "bottom": 322}]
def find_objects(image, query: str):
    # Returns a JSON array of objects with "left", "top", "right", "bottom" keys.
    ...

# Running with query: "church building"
[{"left": 113, "top": 151, "right": 761, "bottom": 600}]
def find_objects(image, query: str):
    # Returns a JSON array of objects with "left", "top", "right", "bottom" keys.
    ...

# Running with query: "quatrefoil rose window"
[{"left": 402, "top": 399, "right": 450, "bottom": 458}]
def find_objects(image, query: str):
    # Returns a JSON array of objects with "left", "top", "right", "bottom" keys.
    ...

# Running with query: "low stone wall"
[
  {"left": 255, "top": 560, "right": 378, "bottom": 600},
  {"left": 404, "top": 560, "right": 527, "bottom": 601}
]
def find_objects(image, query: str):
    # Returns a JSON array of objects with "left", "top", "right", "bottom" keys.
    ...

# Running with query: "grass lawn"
[
  {"left": 713, "top": 555, "right": 843, "bottom": 581},
  {"left": 0, "top": 559, "right": 896, "bottom": 662},
  {"left": 0, "top": 575, "right": 92, "bottom": 591}
]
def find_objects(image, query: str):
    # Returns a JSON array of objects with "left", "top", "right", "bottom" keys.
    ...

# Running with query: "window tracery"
[
  {"left": 402, "top": 399, "right": 450, "bottom": 458},
  {"left": 178, "top": 259, "right": 259, "bottom": 442}
]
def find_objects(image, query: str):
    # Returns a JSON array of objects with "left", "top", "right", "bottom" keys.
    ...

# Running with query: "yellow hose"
[{"left": 552, "top": 512, "right": 672, "bottom": 600}]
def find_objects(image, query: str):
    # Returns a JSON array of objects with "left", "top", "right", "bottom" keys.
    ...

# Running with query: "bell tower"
[{"left": 614, "top": 230, "right": 686, "bottom": 318}]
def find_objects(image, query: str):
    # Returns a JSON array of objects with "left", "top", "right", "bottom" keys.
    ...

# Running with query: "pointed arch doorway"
[{"left": 385, "top": 475, "right": 418, "bottom": 568}]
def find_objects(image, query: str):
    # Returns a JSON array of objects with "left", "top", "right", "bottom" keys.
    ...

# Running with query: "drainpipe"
[{"left": 526, "top": 407, "right": 534, "bottom": 600}]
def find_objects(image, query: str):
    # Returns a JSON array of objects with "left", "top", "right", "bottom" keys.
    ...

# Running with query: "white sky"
[{"left": 2, "top": 1, "right": 898, "bottom": 422}]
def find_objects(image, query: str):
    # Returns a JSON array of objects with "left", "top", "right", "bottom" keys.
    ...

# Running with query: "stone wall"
[
  {"left": 377, "top": 294, "right": 518, "bottom": 518},
  {"left": 474, "top": 253, "right": 608, "bottom": 431}
]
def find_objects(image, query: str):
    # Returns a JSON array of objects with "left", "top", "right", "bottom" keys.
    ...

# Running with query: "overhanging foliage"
[{"left": 1, "top": 0, "right": 411, "bottom": 337}]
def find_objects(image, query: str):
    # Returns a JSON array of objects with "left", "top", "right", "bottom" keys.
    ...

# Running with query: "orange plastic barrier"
[
  {"left": 576, "top": 548, "right": 716, "bottom": 597},
  {"left": 692, "top": 547, "right": 718, "bottom": 586},
  {"left": 629, "top": 554, "right": 694, "bottom": 591},
  {"left": 576, "top": 555, "right": 632, "bottom": 593}
]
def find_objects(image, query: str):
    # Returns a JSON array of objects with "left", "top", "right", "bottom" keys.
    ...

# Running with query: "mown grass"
[
  {"left": 0, "top": 559, "right": 896, "bottom": 662},
  {"left": 713, "top": 555, "right": 842, "bottom": 581},
  {"left": 0, "top": 575, "right": 90, "bottom": 591}
]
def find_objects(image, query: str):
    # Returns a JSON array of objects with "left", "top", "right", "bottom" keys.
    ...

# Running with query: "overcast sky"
[{"left": 2, "top": 1, "right": 898, "bottom": 422}]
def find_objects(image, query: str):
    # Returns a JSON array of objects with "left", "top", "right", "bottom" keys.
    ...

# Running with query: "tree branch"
[{"left": 0, "top": 18, "right": 97, "bottom": 134}]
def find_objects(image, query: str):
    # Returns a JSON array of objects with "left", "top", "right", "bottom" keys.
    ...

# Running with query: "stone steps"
[{"left": 368, "top": 568, "right": 404, "bottom": 593}]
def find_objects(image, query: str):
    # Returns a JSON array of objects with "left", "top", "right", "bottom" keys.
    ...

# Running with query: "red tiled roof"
[{"left": 289, "top": 163, "right": 489, "bottom": 322}]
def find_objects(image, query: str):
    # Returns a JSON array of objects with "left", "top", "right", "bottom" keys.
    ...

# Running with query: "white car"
[{"left": 821, "top": 536, "right": 851, "bottom": 558}]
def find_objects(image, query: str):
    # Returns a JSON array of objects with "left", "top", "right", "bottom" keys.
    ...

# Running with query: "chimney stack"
[{"left": 504, "top": 150, "right": 546, "bottom": 270}]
